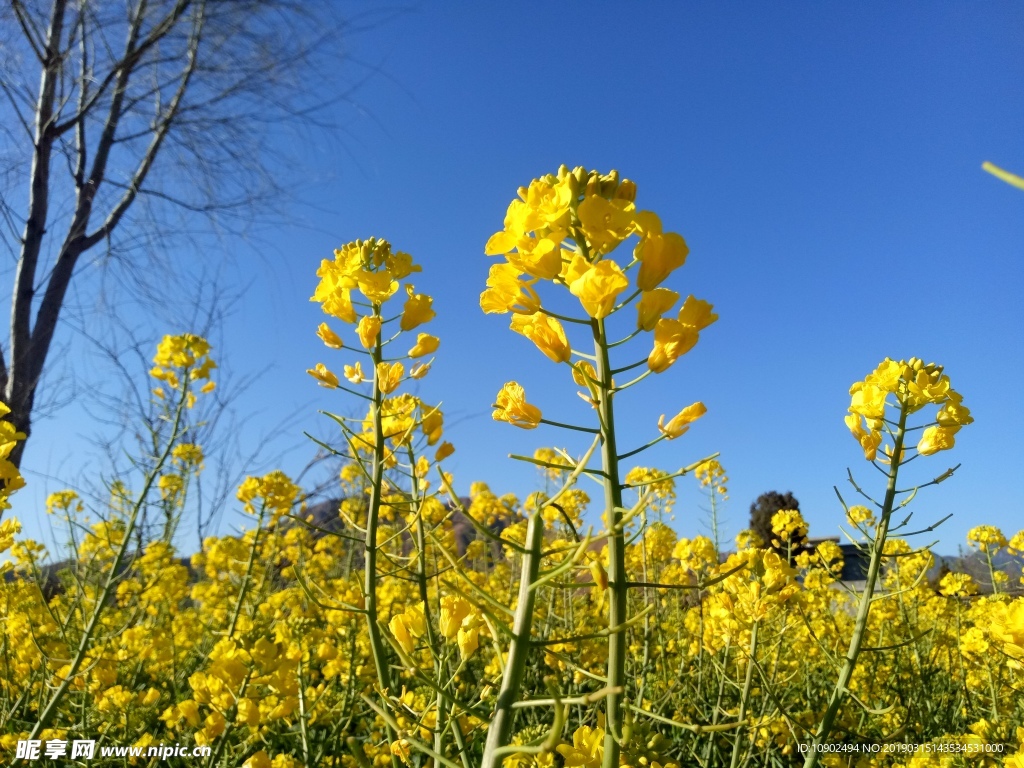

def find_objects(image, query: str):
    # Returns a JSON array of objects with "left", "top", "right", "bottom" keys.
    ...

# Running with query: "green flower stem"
[
  {"left": 594, "top": 316, "right": 627, "bottom": 768},
  {"left": 627, "top": 703, "right": 749, "bottom": 734},
  {"left": 538, "top": 418, "right": 601, "bottom": 434},
  {"left": 617, "top": 433, "right": 667, "bottom": 461},
  {"left": 611, "top": 368, "right": 653, "bottom": 393},
  {"left": 408, "top": 446, "right": 449, "bottom": 768},
  {"left": 636, "top": 514, "right": 653, "bottom": 707},
  {"left": 297, "top": 657, "right": 311, "bottom": 768},
  {"left": 803, "top": 403, "right": 909, "bottom": 768},
  {"left": 539, "top": 306, "right": 592, "bottom": 325},
  {"left": 28, "top": 378, "right": 190, "bottom": 740},
  {"left": 227, "top": 500, "right": 268, "bottom": 637},
  {"left": 479, "top": 507, "right": 545, "bottom": 768},
  {"left": 363, "top": 304, "right": 400, "bottom": 768},
  {"left": 703, "top": 637, "right": 732, "bottom": 766},
  {"left": 729, "top": 619, "right": 760, "bottom": 768},
  {"left": 509, "top": 454, "right": 609, "bottom": 479},
  {"left": 623, "top": 453, "right": 719, "bottom": 488}
]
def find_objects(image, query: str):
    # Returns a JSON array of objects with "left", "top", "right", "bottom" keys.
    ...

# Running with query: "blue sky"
[{"left": 15, "top": 2, "right": 1024, "bottom": 556}]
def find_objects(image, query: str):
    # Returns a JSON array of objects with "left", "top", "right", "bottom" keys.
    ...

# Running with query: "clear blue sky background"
[{"left": 15, "top": 2, "right": 1024, "bottom": 556}]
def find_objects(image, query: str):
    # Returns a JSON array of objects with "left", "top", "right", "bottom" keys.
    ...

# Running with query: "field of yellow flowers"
[{"left": 1, "top": 167, "right": 1022, "bottom": 767}]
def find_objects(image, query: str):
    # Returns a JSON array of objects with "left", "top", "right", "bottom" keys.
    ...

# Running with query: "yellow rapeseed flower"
[
  {"left": 565, "top": 255, "right": 630, "bottom": 319},
  {"left": 376, "top": 362, "right": 404, "bottom": 395},
  {"left": 408, "top": 333, "right": 440, "bottom": 358},
  {"left": 356, "top": 316, "right": 382, "bottom": 349},
  {"left": 492, "top": 382, "right": 542, "bottom": 429},
  {"left": 510, "top": 312, "right": 571, "bottom": 364},
  {"left": 317, "top": 322, "right": 344, "bottom": 349},
  {"left": 306, "top": 363, "right": 339, "bottom": 389},
  {"left": 657, "top": 402, "right": 707, "bottom": 439},
  {"left": 401, "top": 287, "right": 436, "bottom": 331},
  {"left": 636, "top": 288, "right": 679, "bottom": 331},
  {"left": 635, "top": 230, "right": 688, "bottom": 291}
]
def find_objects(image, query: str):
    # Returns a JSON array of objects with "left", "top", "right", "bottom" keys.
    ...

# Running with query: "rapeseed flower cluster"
[{"left": 1, "top": 172, "right": 1020, "bottom": 768}]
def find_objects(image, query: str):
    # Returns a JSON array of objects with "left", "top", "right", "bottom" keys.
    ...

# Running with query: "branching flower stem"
[
  {"left": 803, "top": 403, "right": 909, "bottom": 768},
  {"left": 362, "top": 304, "right": 401, "bottom": 768}
]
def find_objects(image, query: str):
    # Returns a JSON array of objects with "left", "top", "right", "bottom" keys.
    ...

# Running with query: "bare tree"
[{"left": 0, "top": 0, "right": 369, "bottom": 468}]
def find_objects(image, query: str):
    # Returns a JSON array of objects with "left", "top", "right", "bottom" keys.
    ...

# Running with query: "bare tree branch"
[{"left": 0, "top": 0, "right": 372, "bottom": 476}]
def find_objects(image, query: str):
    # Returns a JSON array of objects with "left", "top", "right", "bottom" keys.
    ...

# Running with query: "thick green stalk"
[
  {"left": 362, "top": 306, "right": 399, "bottom": 768},
  {"left": 364, "top": 307, "right": 390, "bottom": 694},
  {"left": 803, "top": 405, "right": 909, "bottom": 768},
  {"left": 479, "top": 508, "right": 545, "bottom": 768},
  {"left": 594, "top": 317, "right": 627, "bottom": 768}
]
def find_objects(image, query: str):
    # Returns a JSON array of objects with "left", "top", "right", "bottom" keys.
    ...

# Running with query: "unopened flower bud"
[{"left": 616, "top": 179, "right": 637, "bottom": 202}]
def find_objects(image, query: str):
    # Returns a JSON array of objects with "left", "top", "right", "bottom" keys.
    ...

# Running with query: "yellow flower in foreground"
[
  {"left": 435, "top": 442, "right": 455, "bottom": 461},
  {"left": 492, "top": 382, "right": 542, "bottom": 429},
  {"left": 989, "top": 600, "right": 1024, "bottom": 667},
  {"left": 398, "top": 604, "right": 425, "bottom": 638},
  {"left": 917, "top": 425, "right": 957, "bottom": 456},
  {"left": 389, "top": 614, "right": 416, "bottom": 655},
  {"left": 439, "top": 595, "right": 472, "bottom": 639},
  {"left": 635, "top": 230, "right": 688, "bottom": 291},
  {"left": 376, "top": 362, "right": 404, "bottom": 394},
  {"left": 356, "top": 316, "right": 382, "bottom": 349},
  {"left": 647, "top": 296, "right": 717, "bottom": 373},
  {"left": 401, "top": 287, "right": 436, "bottom": 331},
  {"left": 557, "top": 721, "right": 605, "bottom": 768},
  {"left": 354, "top": 269, "right": 399, "bottom": 304},
  {"left": 845, "top": 412, "right": 882, "bottom": 461},
  {"left": 306, "top": 364, "right": 339, "bottom": 389},
  {"left": 657, "top": 402, "right": 707, "bottom": 438},
  {"left": 648, "top": 320, "right": 698, "bottom": 374},
  {"left": 391, "top": 739, "right": 412, "bottom": 766},
  {"left": 510, "top": 312, "right": 571, "bottom": 364},
  {"left": 577, "top": 193, "right": 635, "bottom": 254},
  {"left": 565, "top": 255, "right": 630, "bottom": 319},
  {"left": 936, "top": 390, "right": 973, "bottom": 427},
  {"left": 408, "top": 333, "right": 440, "bottom": 358},
  {"left": 636, "top": 288, "right": 679, "bottom": 331},
  {"left": 344, "top": 362, "right": 365, "bottom": 384},
  {"left": 457, "top": 625, "right": 480, "bottom": 660},
  {"left": 480, "top": 263, "right": 542, "bottom": 315},
  {"left": 677, "top": 295, "right": 719, "bottom": 330},
  {"left": 316, "top": 322, "right": 343, "bottom": 349}
]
